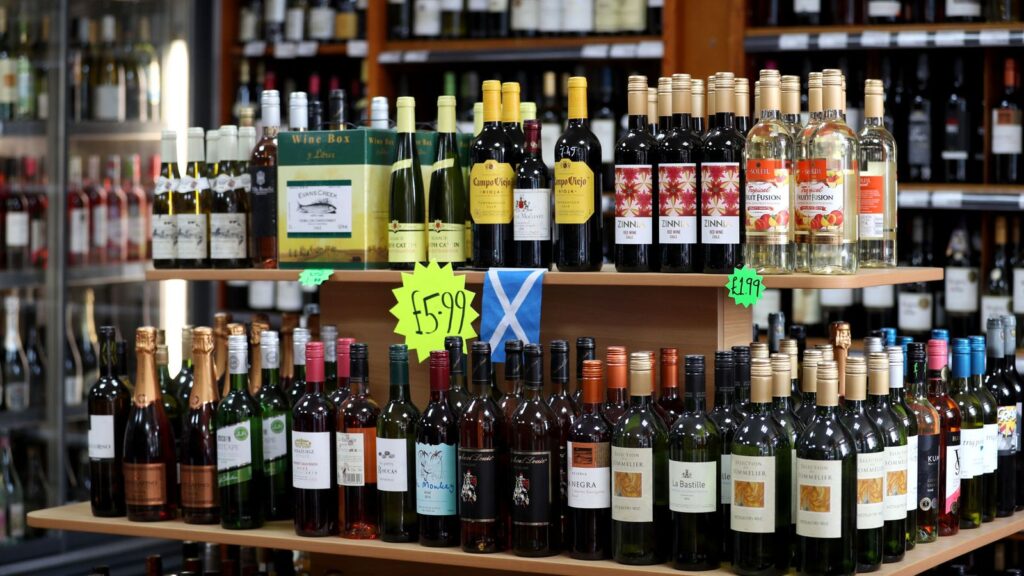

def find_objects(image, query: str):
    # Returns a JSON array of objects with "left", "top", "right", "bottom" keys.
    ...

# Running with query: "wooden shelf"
[
  {"left": 145, "top": 266, "right": 943, "bottom": 289},
  {"left": 378, "top": 36, "right": 663, "bottom": 64},
  {"left": 28, "top": 501, "right": 1024, "bottom": 576},
  {"left": 745, "top": 22, "right": 1024, "bottom": 52}
]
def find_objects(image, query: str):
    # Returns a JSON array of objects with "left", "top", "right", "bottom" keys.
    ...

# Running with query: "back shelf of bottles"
[{"left": 377, "top": 36, "right": 664, "bottom": 65}]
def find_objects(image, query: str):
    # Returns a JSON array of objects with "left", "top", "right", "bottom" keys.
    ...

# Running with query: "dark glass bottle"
[
  {"left": 708, "top": 351, "right": 742, "bottom": 560},
  {"left": 866, "top": 352, "right": 908, "bottom": 562},
  {"left": 387, "top": 0, "right": 411, "bottom": 38},
  {"left": 568, "top": 359, "right": 612, "bottom": 560},
  {"left": 795, "top": 349, "right": 821, "bottom": 425},
  {"left": 292, "top": 340, "right": 338, "bottom": 537},
  {"left": 907, "top": 54, "right": 933, "bottom": 182},
  {"left": 944, "top": 224, "right": 979, "bottom": 340},
  {"left": 429, "top": 95, "right": 467, "bottom": 268},
  {"left": 510, "top": 343, "right": 561, "bottom": 556},
  {"left": 216, "top": 334, "right": 264, "bottom": 530},
  {"left": 614, "top": 75, "right": 659, "bottom": 273},
  {"left": 254, "top": 330, "right": 291, "bottom": 521},
  {"left": 388, "top": 96, "right": 426, "bottom": 270},
  {"left": 601, "top": 346, "right": 629, "bottom": 426},
  {"left": 769, "top": 353, "right": 803, "bottom": 567},
  {"left": 415, "top": 349, "right": 458, "bottom": 547},
  {"left": 250, "top": 90, "right": 280, "bottom": 268},
  {"left": 969, "top": 335, "right": 998, "bottom": 523},
  {"left": 459, "top": 342, "right": 504, "bottom": 553},
  {"left": 927, "top": 338, "right": 962, "bottom": 537},
  {"left": 87, "top": 326, "right": 129, "bottom": 517},
  {"left": 547, "top": 339, "right": 579, "bottom": 542},
  {"left": 181, "top": 327, "right": 220, "bottom": 525},
  {"left": 733, "top": 345, "right": 752, "bottom": 418},
  {"left": 155, "top": 343, "right": 182, "bottom": 469},
  {"left": 445, "top": 336, "right": 470, "bottom": 417},
  {"left": 501, "top": 82, "right": 525, "bottom": 163},
  {"left": 338, "top": 343, "right": 380, "bottom": 539},
  {"left": 889, "top": 345, "right": 918, "bottom": 548},
  {"left": 1000, "top": 316, "right": 1024, "bottom": 511},
  {"left": 669, "top": 355, "right": 721, "bottom": 571},
  {"left": 702, "top": 73, "right": 746, "bottom": 273},
  {"left": 950, "top": 339, "right": 984, "bottom": 530},
  {"left": 659, "top": 74, "right": 702, "bottom": 273},
  {"left": 377, "top": 344, "right": 420, "bottom": 542},
  {"left": 572, "top": 337, "right": 596, "bottom": 408},
  {"left": 906, "top": 342, "right": 941, "bottom": 544},
  {"left": 174, "top": 327, "right": 195, "bottom": 421},
  {"left": 470, "top": 80, "right": 515, "bottom": 268},
  {"left": 943, "top": 57, "right": 972, "bottom": 183},
  {"left": 654, "top": 348, "right": 684, "bottom": 426},
  {"left": 287, "top": 328, "right": 311, "bottom": 409},
  {"left": 513, "top": 119, "right": 552, "bottom": 269},
  {"left": 993, "top": 58, "right": 1022, "bottom": 185},
  {"left": 500, "top": 339, "right": 525, "bottom": 423}
]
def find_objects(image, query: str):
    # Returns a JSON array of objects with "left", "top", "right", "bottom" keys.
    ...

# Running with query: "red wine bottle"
[
  {"left": 513, "top": 120, "right": 552, "bottom": 268},
  {"left": 337, "top": 343, "right": 380, "bottom": 539},
  {"left": 470, "top": 80, "right": 515, "bottom": 268},
  {"left": 655, "top": 348, "right": 684, "bottom": 426},
  {"left": 568, "top": 359, "right": 612, "bottom": 559},
  {"left": 614, "top": 76, "right": 660, "bottom": 273},
  {"left": 547, "top": 339, "right": 578, "bottom": 542},
  {"left": 292, "top": 340, "right": 338, "bottom": 537},
  {"left": 659, "top": 74, "right": 702, "bottom": 273},
  {"left": 417, "top": 350, "right": 459, "bottom": 546},
  {"left": 701, "top": 73, "right": 746, "bottom": 273},
  {"left": 87, "top": 326, "right": 130, "bottom": 517}
]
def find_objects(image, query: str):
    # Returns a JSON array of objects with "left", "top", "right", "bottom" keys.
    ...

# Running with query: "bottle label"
[
  {"left": 337, "top": 428, "right": 376, "bottom": 486},
  {"left": 0, "top": 59, "right": 13, "bottom": 105},
  {"left": 961, "top": 426, "right": 982, "bottom": 479},
  {"left": 65, "top": 376, "right": 83, "bottom": 405},
  {"left": 210, "top": 213, "right": 248, "bottom": 260},
  {"left": 91, "top": 206, "right": 107, "bottom": 249},
  {"left": 611, "top": 445, "right": 653, "bottom": 522},
  {"left": 868, "top": 0, "right": 901, "bottom": 16},
  {"left": 470, "top": 159, "right": 514, "bottom": 225},
  {"left": 238, "top": 173, "right": 252, "bottom": 193},
  {"left": 511, "top": 449, "right": 552, "bottom": 524},
  {"left": 124, "top": 463, "right": 167, "bottom": 506},
  {"left": 176, "top": 176, "right": 211, "bottom": 194},
  {"left": 70, "top": 207, "right": 90, "bottom": 256},
  {"left": 377, "top": 436, "right": 410, "bottom": 492},
  {"left": 944, "top": 267, "right": 979, "bottom": 313},
  {"left": 981, "top": 295, "right": 1012, "bottom": 334},
  {"left": 793, "top": 0, "right": 821, "bottom": 13},
  {"left": 946, "top": 0, "right": 981, "bottom": 17},
  {"left": 250, "top": 166, "right": 278, "bottom": 239},
  {"left": 513, "top": 188, "right": 552, "bottom": 241},
  {"left": 998, "top": 405, "right": 1017, "bottom": 454},
  {"left": 415, "top": 442, "right": 457, "bottom": 516},
  {"left": 568, "top": 441, "right": 611, "bottom": 509},
  {"left": 668, "top": 458, "right": 717, "bottom": 513},
  {"left": 563, "top": 0, "right": 595, "bottom": 32},
  {"left": 553, "top": 158, "right": 596, "bottom": 225},
  {"left": 108, "top": 204, "right": 124, "bottom": 248},
  {"left": 5, "top": 212, "right": 27, "bottom": 247},
  {"left": 897, "top": 291, "right": 934, "bottom": 332},
  {"left": 858, "top": 162, "right": 893, "bottom": 240},
  {"left": 619, "top": 0, "right": 646, "bottom": 30},
  {"left": 217, "top": 421, "right": 254, "bottom": 486},
  {"left": 731, "top": 454, "right": 776, "bottom": 534},
  {"left": 1013, "top": 269, "right": 1024, "bottom": 313},
  {"left": 992, "top": 109, "right": 1023, "bottom": 155},
  {"left": 658, "top": 163, "right": 698, "bottom": 245},
  {"left": 308, "top": 7, "right": 336, "bottom": 39},
  {"left": 213, "top": 173, "right": 236, "bottom": 193},
  {"left": 3, "top": 382, "right": 27, "bottom": 411},
  {"left": 489, "top": 0, "right": 509, "bottom": 11},
  {"left": 744, "top": 158, "right": 791, "bottom": 244},
  {"left": 985, "top": 422, "right": 999, "bottom": 473},
  {"left": 863, "top": 285, "right": 895, "bottom": 309},
  {"left": 88, "top": 414, "right": 115, "bottom": 460},
  {"left": 944, "top": 437, "right": 961, "bottom": 515},
  {"left": 155, "top": 176, "right": 176, "bottom": 194},
  {"left": 239, "top": 7, "right": 258, "bottom": 41},
  {"left": 7, "top": 502, "right": 22, "bottom": 538},
  {"left": 906, "top": 434, "right": 918, "bottom": 511},
  {"left": 441, "top": 0, "right": 464, "bottom": 9},
  {"left": 796, "top": 158, "right": 850, "bottom": 241},
  {"left": 292, "top": 430, "right": 331, "bottom": 490},
  {"left": 907, "top": 112, "right": 931, "bottom": 171},
  {"left": 614, "top": 165, "right": 654, "bottom": 245},
  {"left": 414, "top": 0, "right": 442, "bottom": 36},
  {"left": 856, "top": 449, "right": 885, "bottom": 529},
  {"left": 429, "top": 221, "right": 466, "bottom": 262},
  {"left": 388, "top": 222, "right": 427, "bottom": 263},
  {"left": 458, "top": 447, "right": 499, "bottom": 520},
  {"left": 538, "top": 0, "right": 563, "bottom": 32},
  {"left": 94, "top": 85, "right": 122, "bottom": 121},
  {"left": 176, "top": 214, "right": 208, "bottom": 260},
  {"left": 181, "top": 464, "right": 218, "bottom": 508},
  {"left": 700, "top": 162, "right": 741, "bottom": 245},
  {"left": 918, "top": 433, "right": 940, "bottom": 516},
  {"left": 883, "top": 444, "right": 908, "bottom": 521},
  {"left": 467, "top": 0, "right": 488, "bottom": 9},
  {"left": 591, "top": 118, "right": 616, "bottom": 164},
  {"left": 262, "top": 415, "right": 289, "bottom": 475},
  {"left": 286, "top": 180, "right": 352, "bottom": 237},
  {"left": 720, "top": 453, "right": 732, "bottom": 504},
  {"left": 511, "top": 0, "right": 538, "bottom": 30},
  {"left": 285, "top": 7, "right": 305, "bottom": 41},
  {"left": 796, "top": 458, "right": 842, "bottom": 538},
  {"left": 1018, "top": 402, "right": 1022, "bottom": 452}
]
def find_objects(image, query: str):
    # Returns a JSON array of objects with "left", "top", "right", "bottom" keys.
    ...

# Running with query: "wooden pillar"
[{"left": 673, "top": 0, "right": 747, "bottom": 80}]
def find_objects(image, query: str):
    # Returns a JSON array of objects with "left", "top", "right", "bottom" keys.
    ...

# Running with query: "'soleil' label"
[
  {"left": 658, "top": 163, "right": 698, "bottom": 245},
  {"left": 796, "top": 458, "right": 842, "bottom": 538},
  {"left": 731, "top": 454, "right": 776, "bottom": 534},
  {"left": 744, "top": 158, "right": 790, "bottom": 244}
]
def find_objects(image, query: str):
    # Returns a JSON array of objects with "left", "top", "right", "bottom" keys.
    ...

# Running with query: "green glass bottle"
[
  {"left": 770, "top": 353, "right": 803, "bottom": 568},
  {"left": 611, "top": 352, "right": 669, "bottom": 565},
  {"left": 732, "top": 358, "right": 791, "bottom": 575},
  {"left": 254, "top": 330, "right": 292, "bottom": 521},
  {"left": 428, "top": 95, "right": 466, "bottom": 267},
  {"left": 287, "top": 328, "right": 311, "bottom": 408},
  {"left": 388, "top": 96, "right": 426, "bottom": 270},
  {"left": 866, "top": 352, "right": 908, "bottom": 563},
  {"left": 215, "top": 334, "right": 264, "bottom": 529},
  {"left": 155, "top": 342, "right": 182, "bottom": 459},
  {"left": 950, "top": 338, "right": 984, "bottom": 530},
  {"left": 840, "top": 357, "right": 884, "bottom": 572},
  {"left": 886, "top": 345, "right": 919, "bottom": 549},
  {"left": 173, "top": 127, "right": 212, "bottom": 268},
  {"left": 969, "top": 335, "right": 998, "bottom": 523},
  {"left": 377, "top": 344, "right": 420, "bottom": 542}
]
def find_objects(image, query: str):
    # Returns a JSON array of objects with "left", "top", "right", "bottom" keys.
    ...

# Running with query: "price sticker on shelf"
[
  {"left": 726, "top": 266, "right": 765, "bottom": 309},
  {"left": 390, "top": 261, "right": 479, "bottom": 363},
  {"left": 817, "top": 32, "right": 848, "bottom": 50},
  {"left": 243, "top": 41, "right": 267, "bottom": 57},
  {"left": 860, "top": 31, "right": 891, "bottom": 47},
  {"left": 296, "top": 41, "right": 319, "bottom": 57},
  {"left": 896, "top": 31, "right": 928, "bottom": 47},
  {"left": 778, "top": 33, "right": 809, "bottom": 51},
  {"left": 980, "top": 29, "right": 1011, "bottom": 46},
  {"left": 934, "top": 30, "right": 966, "bottom": 47},
  {"left": 347, "top": 39, "right": 368, "bottom": 57},
  {"left": 273, "top": 42, "right": 297, "bottom": 59},
  {"left": 299, "top": 268, "right": 334, "bottom": 287}
]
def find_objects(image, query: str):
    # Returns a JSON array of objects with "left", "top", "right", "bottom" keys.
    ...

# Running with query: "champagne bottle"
[
  {"left": 388, "top": 96, "right": 426, "bottom": 270},
  {"left": 151, "top": 130, "right": 179, "bottom": 269},
  {"left": 174, "top": 128, "right": 211, "bottom": 268},
  {"left": 614, "top": 76, "right": 659, "bottom": 273},
  {"left": 255, "top": 330, "right": 292, "bottom": 521},
  {"left": 554, "top": 77, "right": 603, "bottom": 271},
  {"left": 87, "top": 326, "right": 130, "bottom": 517},
  {"left": 181, "top": 327, "right": 220, "bottom": 525},
  {"left": 470, "top": 80, "right": 515, "bottom": 268},
  {"left": 216, "top": 334, "right": 264, "bottom": 529},
  {"left": 377, "top": 344, "right": 420, "bottom": 542},
  {"left": 429, "top": 95, "right": 466, "bottom": 267}
]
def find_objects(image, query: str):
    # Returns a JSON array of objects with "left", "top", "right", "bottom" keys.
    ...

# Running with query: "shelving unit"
[{"left": 745, "top": 22, "right": 1024, "bottom": 52}]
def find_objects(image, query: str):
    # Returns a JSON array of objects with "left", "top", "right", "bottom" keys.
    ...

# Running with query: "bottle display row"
[
  {"left": 0, "top": 431, "right": 48, "bottom": 545},
  {"left": 239, "top": 0, "right": 368, "bottom": 45},
  {"left": 748, "top": 0, "right": 1021, "bottom": 26},
  {"left": 87, "top": 314, "right": 1024, "bottom": 574}
]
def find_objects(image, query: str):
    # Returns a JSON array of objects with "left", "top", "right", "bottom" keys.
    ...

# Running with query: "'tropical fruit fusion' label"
[
  {"left": 658, "top": 163, "right": 698, "bottom": 245},
  {"left": 797, "top": 159, "right": 850, "bottom": 241},
  {"left": 744, "top": 159, "right": 790, "bottom": 244},
  {"left": 701, "top": 162, "right": 741, "bottom": 245},
  {"left": 614, "top": 165, "right": 654, "bottom": 245}
]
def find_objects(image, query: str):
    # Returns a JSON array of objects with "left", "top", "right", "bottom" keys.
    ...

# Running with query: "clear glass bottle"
[
  {"left": 808, "top": 69, "right": 859, "bottom": 275},
  {"left": 744, "top": 70, "right": 795, "bottom": 274},
  {"left": 795, "top": 72, "right": 823, "bottom": 273},
  {"left": 781, "top": 75, "right": 802, "bottom": 137},
  {"left": 858, "top": 79, "right": 898, "bottom": 268}
]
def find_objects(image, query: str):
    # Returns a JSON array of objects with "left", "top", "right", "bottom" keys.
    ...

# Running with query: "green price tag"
[
  {"left": 726, "top": 266, "right": 765, "bottom": 308},
  {"left": 390, "top": 261, "right": 479, "bottom": 363},
  {"left": 298, "top": 268, "right": 334, "bottom": 287}
]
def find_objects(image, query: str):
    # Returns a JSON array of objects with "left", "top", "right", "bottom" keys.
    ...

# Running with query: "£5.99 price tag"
[{"left": 390, "top": 261, "right": 479, "bottom": 363}]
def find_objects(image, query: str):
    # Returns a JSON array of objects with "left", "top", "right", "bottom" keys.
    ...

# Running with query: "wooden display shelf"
[
  {"left": 145, "top": 266, "right": 943, "bottom": 290},
  {"left": 28, "top": 501, "right": 1024, "bottom": 576}
]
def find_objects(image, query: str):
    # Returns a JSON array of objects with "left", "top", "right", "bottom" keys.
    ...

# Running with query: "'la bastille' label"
[
  {"left": 554, "top": 159, "right": 595, "bottom": 225},
  {"left": 470, "top": 159, "right": 514, "bottom": 224}
]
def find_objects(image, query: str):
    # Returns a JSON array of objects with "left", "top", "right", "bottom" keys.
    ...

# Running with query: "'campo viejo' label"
[
  {"left": 470, "top": 159, "right": 514, "bottom": 224},
  {"left": 744, "top": 158, "right": 791, "bottom": 244},
  {"left": 658, "top": 163, "right": 698, "bottom": 245},
  {"left": 554, "top": 159, "right": 595, "bottom": 225},
  {"left": 614, "top": 165, "right": 654, "bottom": 246},
  {"left": 700, "top": 162, "right": 741, "bottom": 245}
]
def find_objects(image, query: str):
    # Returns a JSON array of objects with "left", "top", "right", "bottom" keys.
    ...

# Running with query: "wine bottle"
[
  {"left": 255, "top": 330, "right": 291, "bottom": 521},
  {"left": 927, "top": 338, "right": 962, "bottom": 537},
  {"left": 213, "top": 313, "right": 230, "bottom": 390},
  {"left": 732, "top": 345, "right": 752, "bottom": 418},
  {"left": 734, "top": 77, "right": 751, "bottom": 136},
  {"left": 210, "top": 125, "right": 249, "bottom": 268},
  {"left": 781, "top": 339, "right": 801, "bottom": 411},
  {"left": 389, "top": 96, "right": 426, "bottom": 270},
  {"left": 513, "top": 119, "right": 552, "bottom": 268},
  {"left": 250, "top": 90, "right": 280, "bottom": 268},
  {"left": 611, "top": 351, "right": 669, "bottom": 565},
  {"left": 657, "top": 74, "right": 701, "bottom": 273},
  {"left": 459, "top": 342, "right": 504, "bottom": 553},
  {"left": 151, "top": 131, "right": 178, "bottom": 268},
  {"left": 429, "top": 95, "right": 467, "bottom": 267},
  {"left": 986, "top": 319, "right": 1017, "bottom": 517},
  {"left": 292, "top": 340, "right": 338, "bottom": 536},
  {"left": 376, "top": 344, "right": 420, "bottom": 542},
  {"left": 124, "top": 327, "right": 178, "bottom": 521},
  {"left": 206, "top": 129, "right": 221, "bottom": 189},
  {"left": 655, "top": 77, "right": 674, "bottom": 138},
  {"left": 865, "top": 352, "right": 908, "bottom": 562},
  {"left": 793, "top": 72, "right": 821, "bottom": 273},
  {"left": 321, "top": 325, "right": 338, "bottom": 392},
  {"left": 945, "top": 225, "right": 979, "bottom": 339},
  {"left": 287, "top": 328, "right": 311, "bottom": 408},
  {"left": 969, "top": 335, "right": 997, "bottom": 523},
  {"left": 0, "top": 432, "right": 25, "bottom": 540},
  {"left": 92, "top": 16, "right": 125, "bottom": 121},
  {"left": 668, "top": 354, "right": 721, "bottom": 570},
  {"left": 858, "top": 79, "right": 898, "bottom": 269},
  {"left": 944, "top": 57, "right": 973, "bottom": 182},
  {"left": 795, "top": 359, "right": 856, "bottom": 575},
  {"left": 781, "top": 75, "right": 802, "bottom": 136},
  {"left": 0, "top": 295, "right": 26, "bottom": 411},
  {"left": 155, "top": 341, "right": 182, "bottom": 469},
  {"left": 982, "top": 218, "right": 1014, "bottom": 331},
  {"left": 216, "top": 334, "right": 264, "bottom": 529},
  {"left": 568, "top": 358, "right": 612, "bottom": 560},
  {"left": 470, "top": 80, "right": 515, "bottom": 268},
  {"left": 181, "top": 327, "right": 220, "bottom": 525},
  {"left": 554, "top": 76, "right": 604, "bottom": 271},
  {"left": 689, "top": 79, "right": 705, "bottom": 135},
  {"left": 488, "top": 0, "right": 510, "bottom": 35},
  {"left": 500, "top": 339, "right": 524, "bottom": 422},
  {"left": 417, "top": 348, "right": 458, "bottom": 545},
  {"left": 906, "top": 342, "right": 941, "bottom": 543},
  {"left": 501, "top": 82, "right": 525, "bottom": 162},
  {"left": 907, "top": 55, "right": 933, "bottom": 182},
  {"left": 601, "top": 346, "right": 628, "bottom": 426},
  {"left": 441, "top": 0, "right": 466, "bottom": 37},
  {"left": 795, "top": 349, "right": 821, "bottom": 425},
  {"left": 702, "top": 73, "right": 745, "bottom": 273},
  {"left": 655, "top": 348, "right": 684, "bottom": 426},
  {"left": 510, "top": 343, "right": 561, "bottom": 557},
  {"left": 999, "top": 315, "right": 1024, "bottom": 511},
  {"left": 338, "top": 343, "right": 380, "bottom": 539},
  {"left": 770, "top": 353, "right": 802, "bottom": 564},
  {"left": 614, "top": 75, "right": 659, "bottom": 273},
  {"left": 993, "top": 58, "right": 1022, "bottom": 184},
  {"left": 173, "top": 128, "right": 211, "bottom": 268},
  {"left": 88, "top": 326, "right": 130, "bottom": 517},
  {"left": 887, "top": 345, "right": 919, "bottom": 549},
  {"left": 445, "top": 336, "right": 470, "bottom": 417},
  {"left": 388, "top": 0, "right": 411, "bottom": 38},
  {"left": 950, "top": 338, "right": 984, "bottom": 530},
  {"left": 413, "top": 0, "right": 441, "bottom": 38},
  {"left": 84, "top": 156, "right": 108, "bottom": 266},
  {"left": 546, "top": 339, "right": 578, "bottom": 541},
  {"left": 708, "top": 351, "right": 742, "bottom": 560}
]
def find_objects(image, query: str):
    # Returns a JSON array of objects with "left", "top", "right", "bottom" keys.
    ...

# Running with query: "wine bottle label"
[
  {"left": 883, "top": 444, "right": 908, "bottom": 521},
  {"left": 92, "top": 208, "right": 107, "bottom": 249},
  {"left": 668, "top": 459, "right": 716, "bottom": 514},
  {"left": 537, "top": 0, "right": 562, "bottom": 33},
  {"left": 266, "top": 0, "right": 287, "bottom": 21},
  {"left": 858, "top": 163, "right": 892, "bottom": 241},
  {"left": 943, "top": 437, "right": 961, "bottom": 515},
  {"left": 700, "top": 162, "right": 741, "bottom": 245},
  {"left": 5, "top": 212, "right": 28, "bottom": 247},
  {"left": 720, "top": 453, "right": 732, "bottom": 504},
  {"left": 94, "top": 85, "right": 122, "bottom": 121},
  {"left": 285, "top": 7, "right": 305, "bottom": 41},
  {"left": 906, "top": 434, "right": 918, "bottom": 511},
  {"left": 458, "top": 447, "right": 498, "bottom": 519},
  {"left": 70, "top": 207, "right": 90, "bottom": 256},
  {"left": 992, "top": 109, "right": 1023, "bottom": 155},
  {"left": 795, "top": 159, "right": 852, "bottom": 242},
  {"left": 308, "top": 7, "right": 335, "bottom": 39},
  {"left": 88, "top": 414, "right": 115, "bottom": 460},
  {"left": 0, "top": 60, "right": 13, "bottom": 105},
  {"left": 108, "top": 206, "right": 123, "bottom": 249},
  {"left": 944, "top": 267, "right": 979, "bottom": 313},
  {"left": 489, "top": 0, "right": 509, "bottom": 12},
  {"left": 286, "top": 180, "right": 351, "bottom": 236},
  {"left": 414, "top": 0, "right": 442, "bottom": 36},
  {"left": 441, "top": 0, "right": 463, "bottom": 9},
  {"left": 985, "top": 422, "right": 999, "bottom": 473},
  {"left": 945, "top": 0, "right": 981, "bottom": 17},
  {"left": 175, "top": 214, "right": 208, "bottom": 260},
  {"left": 907, "top": 113, "right": 931, "bottom": 172},
  {"left": 619, "top": 0, "right": 645, "bottom": 31},
  {"left": 731, "top": 454, "right": 776, "bottom": 533},
  {"left": 790, "top": 449, "right": 797, "bottom": 523},
  {"left": 180, "top": 464, "right": 217, "bottom": 509},
  {"left": 470, "top": 159, "right": 514, "bottom": 224},
  {"left": 511, "top": 449, "right": 553, "bottom": 524},
  {"left": 981, "top": 295, "right": 1013, "bottom": 333},
  {"left": 562, "top": 0, "right": 594, "bottom": 32},
  {"left": 897, "top": 292, "right": 933, "bottom": 333},
  {"left": 796, "top": 458, "right": 842, "bottom": 538},
  {"left": 744, "top": 159, "right": 791, "bottom": 244},
  {"left": 388, "top": 222, "right": 427, "bottom": 263},
  {"left": 591, "top": 119, "right": 616, "bottom": 164},
  {"left": 7, "top": 503, "right": 22, "bottom": 538},
  {"left": 65, "top": 376, "right": 83, "bottom": 405},
  {"left": 337, "top": 428, "right": 376, "bottom": 486},
  {"left": 658, "top": 163, "right": 698, "bottom": 246},
  {"left": 124, "top": 462, "right": 167, "bottom": 506},
  {"left": 4, "top": 381, "right": 27, "bottom": 410},
  {"left": 997, "top": 405, "right": 1017, "bottom": 454},
  {"left": 554, "top": 159, "right": 596, "bottom": 225},
  {"left": 0, "top": 507, "right": 8, "bottom": 542},
  {"left": 856, "top": 450, "right": 885, "bottom": 529},
  {"left": 292, "top": 430, "right": 331, "bottom": 490},
  {"left": 262, "top": 415, "right": 289, "bottom": 476},
  {"left": 217, "top": 421, "right": 254, "bottom": 486},
  {"left": 377, "top": 436, "right": 410, "bottom": 492},
  {"left": 211, "top": 214, "right": 248, "bottom": 260},
  {"left": 414, "top": 441, "right": 457, "bottom": 515},
  {"left": 614, "top": 165, "right": 654, "bottom": 246},
  {"left": 250, "top": 166, "right": 278, "bottom": 239},
  {"left": 862, "top": 286, "right": 895, "bottom": 309},
  {"left": 793, "top": 0, "right": 821, "bottom": 13},
  {"left": 594, "top": 0, "right": 618, "bottom": 32},
  {"left": 611, "top": 446, "right": 653, "bottom": 522},
  {"left": 867, "top": 0, "right": 900, "bottom": 16},
  {"left": 155, "top": 176, "right": 176, "bottom": 194},
  {"left": 963, "top": 426, "right": 984, "bottom": 480},
  {"left": 467, "top": 0, "right": 488, "bottom": 11},
  {"left": 513, "top": 188, "right": 552, "bottom": 242},
  {"left": 568, "top": 441, "right": 611, "bottom": 510}
]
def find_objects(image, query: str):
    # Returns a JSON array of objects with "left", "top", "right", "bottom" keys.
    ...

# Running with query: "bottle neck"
[
  {"left": 262, "top": 365, "right": 280, "bottom": 390},
  {"left": 390, "top": 360, "right": 409, "bottom": 401},
  {"left": 927, "top": 367, "right": 948, "bottom": 396},
  {"left": 524, "top": 383, "right": 544, "bottom": 401},
  {"left": 715, "top": 370, "right": 735, "bottom": 405}
]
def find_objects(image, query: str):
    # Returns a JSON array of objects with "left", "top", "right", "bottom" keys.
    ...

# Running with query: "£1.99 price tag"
[
  {"left": 390, "top": 262, "right": 479, "bottom": 362},
  {"left": 727, "top": 266, "right": 766, "bottom": 308}
]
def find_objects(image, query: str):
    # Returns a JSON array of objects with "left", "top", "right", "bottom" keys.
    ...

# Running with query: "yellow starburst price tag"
[{"left": 389, "top": 262, "right": 479, "bottom": 363}]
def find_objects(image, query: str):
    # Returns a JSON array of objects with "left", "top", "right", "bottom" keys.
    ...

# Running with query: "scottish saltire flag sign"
[{"left": 480, "top": 268, "right": 545, "bottom": 362}]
